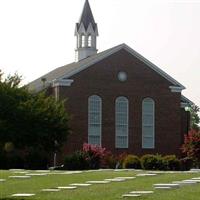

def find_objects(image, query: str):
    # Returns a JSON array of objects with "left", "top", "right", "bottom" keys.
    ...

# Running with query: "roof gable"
[
  {"left": 28, "top": 43, "right": 185, "bottom": 92},
  {"left": 60, "top": 43, "right": 185, "bottom": 88}
]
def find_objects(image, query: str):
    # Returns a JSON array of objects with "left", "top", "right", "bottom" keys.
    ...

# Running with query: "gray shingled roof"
[
  {"left": 78, "top": 0, "right": 96, "bottom": 30},
  {"left": 181, "top": 95, "right": 194, "bottom": 105}
]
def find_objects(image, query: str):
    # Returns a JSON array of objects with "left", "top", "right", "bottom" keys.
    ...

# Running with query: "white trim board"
[
  {"left": 52, "top": 79, "right": 74, "bottom": 87},
  {"left": 169, "top": 86, "right": 184, "bottom": 93},
  {"left": 181, "top": 95, "right": 194, "bottom": 105}
]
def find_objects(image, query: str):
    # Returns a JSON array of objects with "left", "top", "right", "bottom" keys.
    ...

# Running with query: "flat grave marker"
[
  {"left": 57, "top": 186, "right": 77, "bottom": 190},
  {"left": 35, "top": 170, "right": 50, "bottom": 173},
  {"left": 122, "top": 194, "right": 141, "bottom": 198},
  {"left": 130, "top": 191, "right": 154, "bottom": 194},
  {"left": 115, "top": 177, "right": 136, "bottom": 180},
  {"left": 11, "top": 193, "right": 35, "bottom": 197},
  {"left": 9, "top": 175, "right": 31, "bottom": 179},
  {"left": 155, "top": 186, "right": 172, "bottom": 190},
  {"left": 64, "top": 171, "right": 83, "bottom": 174},
  {"left": 137, "top": 173, "right": 157, "bottom": 177},
  {"left": 104, "top": 178, "right": 126, "bottom": 182},
  {"left": 86, "top": 180, "right": 110, "bottom": 184},
  {"left": 172, "top": 181, "right": 196, "bottom": 186},
  {"left": 9, "top": 169, "right": 24, "bottom": 171},
  {"left": 190, "top": 169, "right": 200, "bottom": 172},
  {"left": 191, "top": 177, "right": 200, "bottom": 180},
  {"left": 13, "top": 171, "right": 27, "bottom": 174},
  {"left": 41, "top": 189, "right": 61, "bottom": 192},
  {"left": 147, "top": 171, "right": 164, "bottom": 174},
  {"left": 153, "top": 183, "right": 180, "bottom": 188},
  {"left": 50, "top": 171, "right": 83, "bottom": 175},
  {"left": 26, "top": 173, "right": 47, "bottom": 176},
  {"left": 70, "top": 183, "right": 91, "bottom": 187},
  {"left": 183, "top": 179, "right": 200, "bottom": 183},
  {"left": 114, "top": 169, "right": 128, "bottom": 172}
]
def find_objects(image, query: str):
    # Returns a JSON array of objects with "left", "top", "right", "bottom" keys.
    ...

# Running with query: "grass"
[{"left": 0, "top": 169, "right": 200, "bottom": 200}]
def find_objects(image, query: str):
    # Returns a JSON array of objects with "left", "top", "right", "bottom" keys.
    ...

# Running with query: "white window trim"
[
  {"left": 88, "top": 95, "right": 102, "bottom": 146},
  {"left": 115, "top": 97, "right": 129, "bottom": 149},
  {"left": 142, "top": 98, "right": 155, "bottom": 149}
]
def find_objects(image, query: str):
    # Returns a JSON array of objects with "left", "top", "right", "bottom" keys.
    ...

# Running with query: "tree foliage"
[
  {"left": 181, "top": 129, "right": 200, "bottom": 167},
  {"left": 0, "top": 70, "right": 69, "bottom": 152},
  {"left": 189, "top": 104, "right": 200, "bottom": 131}
]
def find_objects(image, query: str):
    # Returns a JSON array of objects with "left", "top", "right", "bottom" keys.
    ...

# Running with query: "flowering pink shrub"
[
  {"left": 181, "top": 129, "right": 200, "bottom": 167},
  {"left": 83, "top": 143, "right": 106, "bottom": 157},
  {"left": 83, "top": 143, "right": 106, "bottom": 169},
  {"left": 101, "top": 151, "right": 117, "bottom": 169}
]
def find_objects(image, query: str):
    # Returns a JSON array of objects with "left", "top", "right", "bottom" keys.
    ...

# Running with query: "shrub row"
[
  {"left": 64, "top": 143, "right": 106, "bottom": 170},
  {"left": 122, "top": 154, "right": 192, "bottom": 171},
  {"left": 64, "top": 151, "right": 90, "bottom": 170},
  {"left": 64, "top": 144, "right": 192, "bottom": 170},
  {"left": 64, "top": 149, "right": 193, "bottom": 171},
  {"left": 0, "top": 149, "right": 49, "bottom": 170},
  {"left": 1, "top": 141, "right": 193, "bottom": 171}
]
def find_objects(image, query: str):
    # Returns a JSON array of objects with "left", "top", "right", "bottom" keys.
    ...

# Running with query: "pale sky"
[{"left": 0, "top": 0, "right": 199, "bottom": 108}]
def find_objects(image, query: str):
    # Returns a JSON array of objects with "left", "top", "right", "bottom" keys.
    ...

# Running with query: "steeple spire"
[
  {"left": 79, "top": 0, "right": 96, "bottom": 30},
  {"left": 75, "top": 0, "right": 98, "bottom": 62}
]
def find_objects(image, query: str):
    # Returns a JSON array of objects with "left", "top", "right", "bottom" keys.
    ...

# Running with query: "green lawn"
[{"left": 0, "top": 169, "right": 200, "bottom": 200}]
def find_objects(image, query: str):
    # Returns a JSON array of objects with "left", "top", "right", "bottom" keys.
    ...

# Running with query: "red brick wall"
[{"left": 56, "top": 49, "right": 183, "bottom": 157}]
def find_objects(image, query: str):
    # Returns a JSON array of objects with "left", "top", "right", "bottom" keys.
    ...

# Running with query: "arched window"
[
  {"left": 142, "top": 98, "right": 155, "bottom": 149},
  {"left": 88, "top": 95, "right": 102, "bottom": 146},
  {"left": 88, "top": 35, "right": 92, "bottom": 47},
  {"left": 115, "top": 96, "right": 129, "bottom": 148},
  {"left": 81, "top": 34, "right": 85, "bottom": 47}
]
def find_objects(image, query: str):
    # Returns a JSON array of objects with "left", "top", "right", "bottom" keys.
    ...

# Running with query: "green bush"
[
  {"left": 141, "top": 154, "right": 165, "bottom": 170},
  {"left": 181, "top": 129, "right": 200, "bottom": 167},
  {"left": 101, "top": 152, "right": 117, "bottom": 169},
  {"left": 64, "top": 151, "right": 89, "bottom": 170},
  {"left": 115, "top": 152, "right": 128, "bottom": 169},
  {"left": 0, "top": 150, "right": 24, "bottom": 169},
  {"left": 7, "top": 153, "right": 24, "bottom": 169},
  {"left": 25, "top": 148, "right": 49, "bottom": 170},
  {"left": 123, "top": 155, "right": 141, "bottom": 169},
  {"left": 4, "top": 142, "right": 14, "bottom": 153},
  {"left": 180, "top": 157, "right": 193, "bottom": 171},
  {"left": 0, "top": 151, "right": 7, "bottom": 169},
  {"left": 163, "top": 155, "right": 180, "bottom": 171}
]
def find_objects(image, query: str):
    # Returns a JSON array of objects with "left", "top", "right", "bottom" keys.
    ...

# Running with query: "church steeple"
[{"left": 75, "top": 0, "right": 98, "bottom": 62}]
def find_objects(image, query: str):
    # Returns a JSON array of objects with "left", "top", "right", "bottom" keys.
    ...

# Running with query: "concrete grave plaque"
[
  {"left": 11, "top": 193, "right": 35, "bottom": 197},
  {"left": 57, "top": 186, "right": 77, "bottom": 189},
  {"left": 9, "top": 176, "right": 31, "bottom": 179},
  {"left": 41, "top": 189, "right": 60, "bottom": 192},
  {"left": 130, "top": 191, "right": 154, "bottom": 194},
  {"left": 70, "top": 183, "right": 91, "bottom": 187},
  {"left": 153, "top": 183, "right": 179, "bottom": 188},
  {"left": 122, "top": 194, "right": 141, "bottom": 197},
  {"left": 86, "top": 180, "right": 110, "bottom": 184}
]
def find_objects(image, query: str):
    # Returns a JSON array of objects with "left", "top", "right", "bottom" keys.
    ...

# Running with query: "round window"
[{"left": 118, "top": 71, "right": 127, "bottom": 82}]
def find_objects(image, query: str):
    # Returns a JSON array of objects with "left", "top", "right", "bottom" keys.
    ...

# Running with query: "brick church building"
[{"left": 29, "top": 0, "right": 192, "bottom": 156}]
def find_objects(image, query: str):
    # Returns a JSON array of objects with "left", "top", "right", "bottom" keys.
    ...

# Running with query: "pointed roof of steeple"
[{"left": 78, "top": 0, "right": 96, "bottom": 30}]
